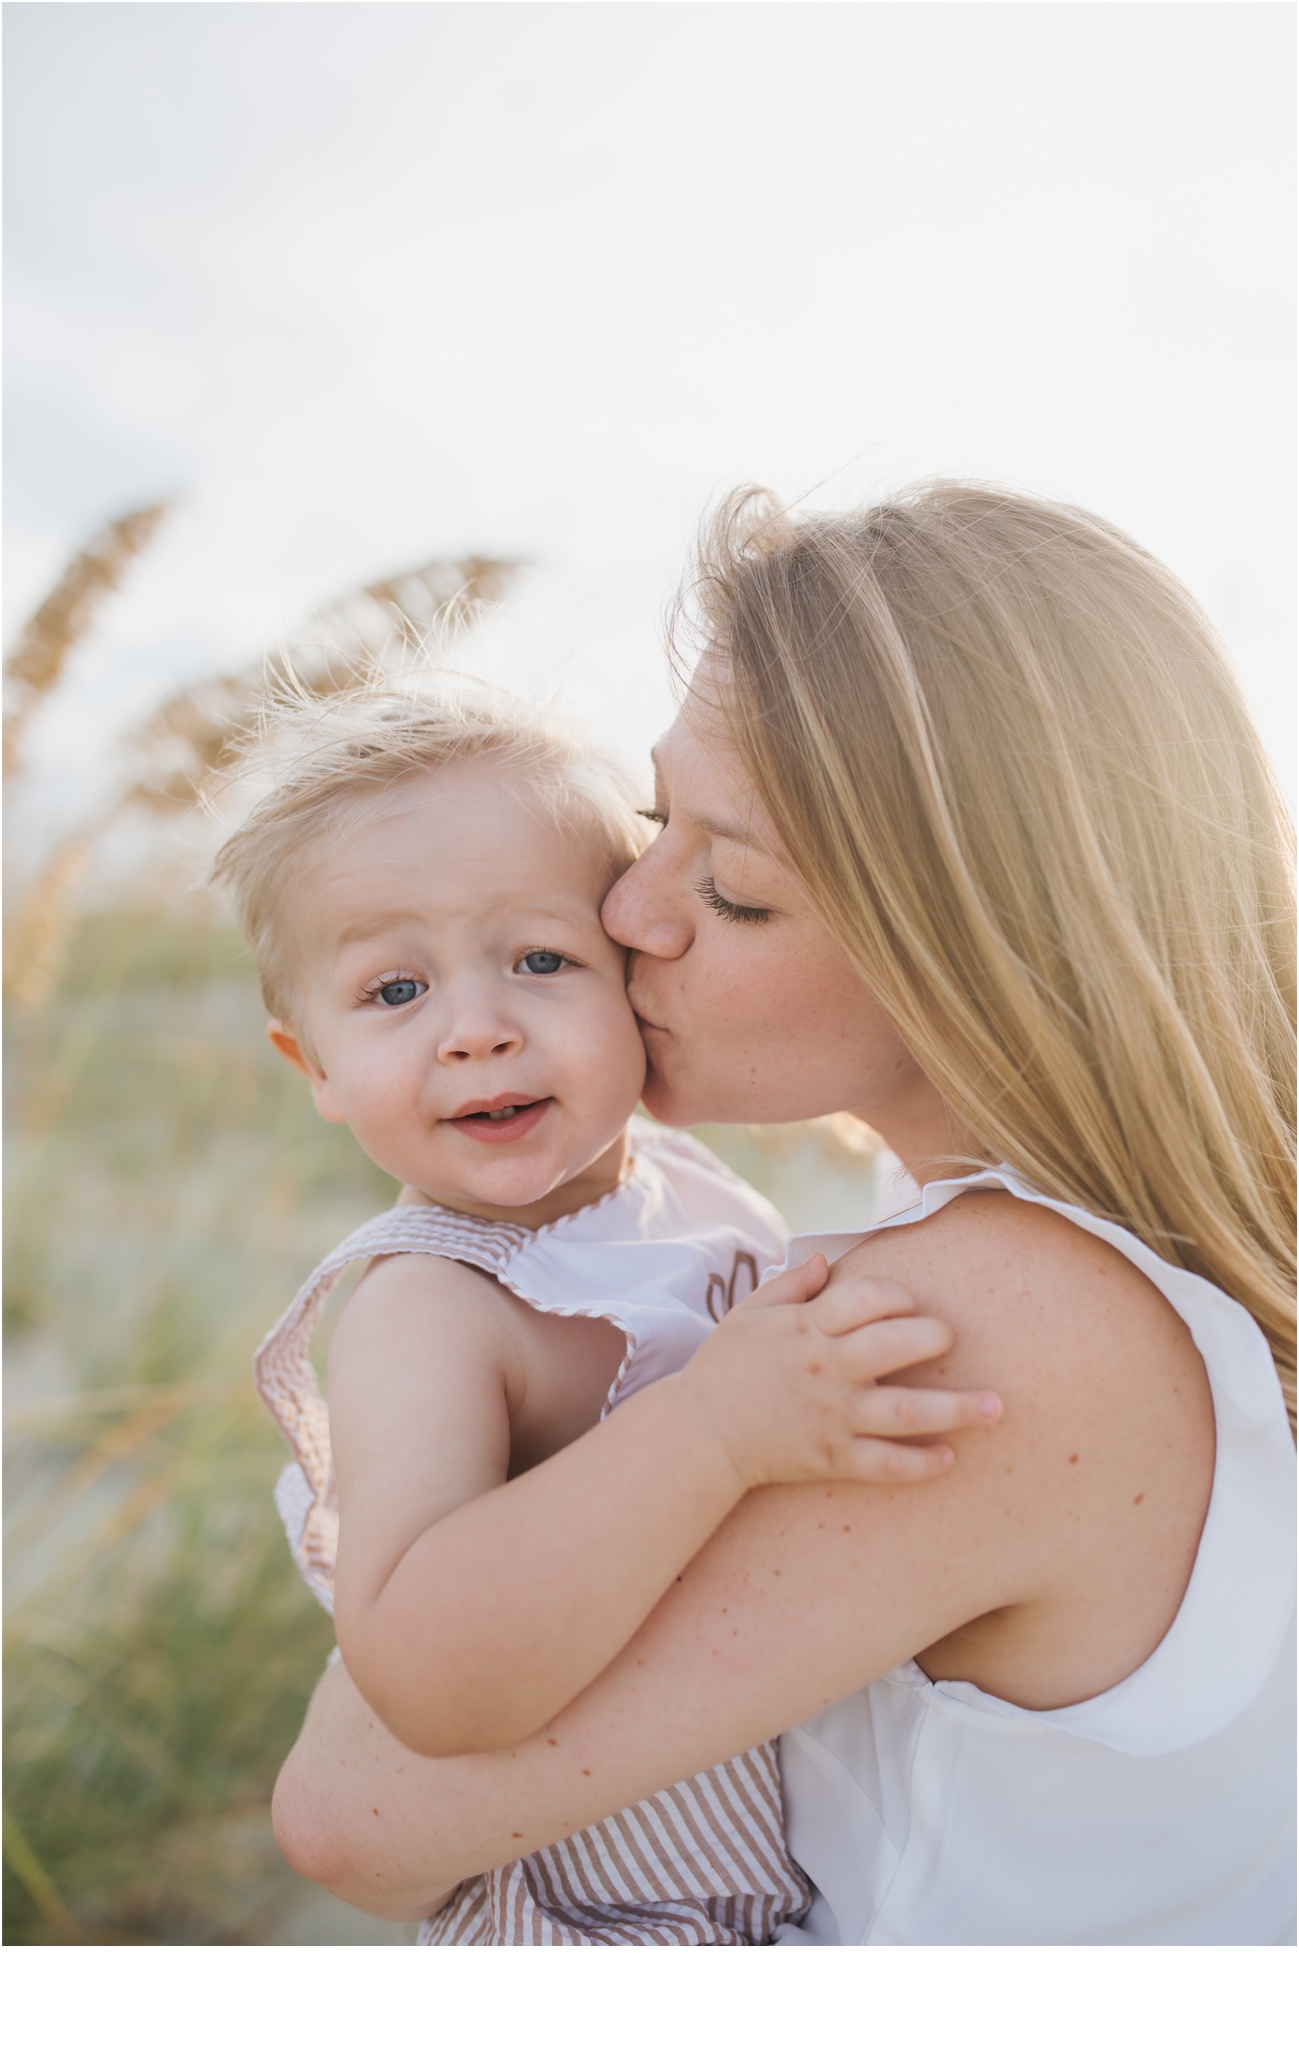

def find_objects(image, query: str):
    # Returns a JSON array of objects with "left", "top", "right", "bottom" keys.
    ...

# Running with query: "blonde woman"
[{"left": 272, "top": 485, "right": 1295, "bottom": 1944}]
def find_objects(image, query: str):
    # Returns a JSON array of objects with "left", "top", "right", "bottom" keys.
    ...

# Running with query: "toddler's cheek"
[
  {"left": 348, "top": 1082, "right": 416, "bottom": 1160},
  {"left": 613, "top": 1009, "right": 650, "bottom": 1095},
  {"left": 576, "top": 1016, "right": 647, "bottom": 1137}
]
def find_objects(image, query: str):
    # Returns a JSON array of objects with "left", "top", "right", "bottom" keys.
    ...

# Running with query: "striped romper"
[{"left": 255, "top": 1118, "right": 812, "bottom": 1945}]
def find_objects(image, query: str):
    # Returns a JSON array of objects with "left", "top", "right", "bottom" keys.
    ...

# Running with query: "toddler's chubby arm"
[
  {"left": 327, "top": 1254, "right": 515, "bottom": 1621},
  {"left": 331, "top": 1251, "right": 1001, "bottom": 1760}
]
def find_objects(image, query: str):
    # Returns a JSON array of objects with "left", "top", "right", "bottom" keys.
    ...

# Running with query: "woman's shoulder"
[
  {"left": 833, "top": 1185, "right": 1213, "bottom": 1445},
  {"left": 846, "top": 1179, "right": 1142, "bottom": 1291},
  {"left": 841, "top": 1181, "right": 1180, "bottom": 1324},
  {"left": 800, "top": 1186, "right": 1218, "bottom": 1705}
]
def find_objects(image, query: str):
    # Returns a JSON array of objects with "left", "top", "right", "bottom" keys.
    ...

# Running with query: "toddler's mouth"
[{"left": 448, "top": 1095, "right": 552, "bottom": 1143}]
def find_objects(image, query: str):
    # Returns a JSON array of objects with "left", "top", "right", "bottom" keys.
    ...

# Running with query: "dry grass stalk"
[
  {"left": 2, "top": 833, "right": 94, "bottom": 1010},
  {"left": 124, "top": 552, "right": 518, "bottom": 812},
  {"left": 4, "top": 551, "right": 517, "bottom": 1008},
  {"left": 2, "top": 1812, "right": 74, "bottom": 1935},
  {"left": 3, "top": 504, "right": 171, "bottom": 779}
]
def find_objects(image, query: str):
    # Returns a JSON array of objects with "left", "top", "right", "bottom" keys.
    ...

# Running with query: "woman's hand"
[{"left": 677, "top": 1253, "right": 1000, "bottom": 1490}]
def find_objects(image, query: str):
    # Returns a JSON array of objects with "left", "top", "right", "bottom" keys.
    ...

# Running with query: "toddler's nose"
[{"left": 436, "top": 1009, "right": 522, "bottom": 1064}]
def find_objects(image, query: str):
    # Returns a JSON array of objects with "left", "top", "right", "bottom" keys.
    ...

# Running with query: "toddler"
[{"left": 215, "top": 681, "right": 977, "bottom": 1945}]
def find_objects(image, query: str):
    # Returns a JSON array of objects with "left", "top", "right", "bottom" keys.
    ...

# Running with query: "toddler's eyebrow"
[
  {"left": 332, "top": 899, "right": 600, "bottom": 953},
  {"left": 334, "top": 912, "right": 409, "bottom": 949}
]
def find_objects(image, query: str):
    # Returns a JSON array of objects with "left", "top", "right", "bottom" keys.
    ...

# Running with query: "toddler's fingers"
[
  {"left": 837, "top": 1313, "right": 955, "bottom": 1382},
  {"left": 848, "top": 1384, "right": 1001, "bottom": 1439},
  {"left": 813, "top": 1275, "right": 917, "bottom": 1336},
  {"left": 750, "top": 1253, "right": 831, "bottom": 1310},
  {"left": 838, "top": 1437, "right": 957, "bottom": 1485}
]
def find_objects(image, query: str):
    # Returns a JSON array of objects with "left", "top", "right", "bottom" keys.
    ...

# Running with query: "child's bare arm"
[
  {"left": 332, "top": 1255, "right": 1002, "bottom": 1759},
  {"left": 327, "top": 1255, "right": 516, "bottom": 1653}
]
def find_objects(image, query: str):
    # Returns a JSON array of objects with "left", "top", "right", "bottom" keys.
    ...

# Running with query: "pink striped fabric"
[{"left": 419, "top": 1744, "right": 808, "bottom": 1946}]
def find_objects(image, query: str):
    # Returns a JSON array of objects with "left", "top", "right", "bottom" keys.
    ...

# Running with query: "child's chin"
[
  {"left": 454, "top": 1156, "right": 560, "bottom": 1205},
  {"left": 471, "top": 1179, "right": 546, "bottom": 1205}
]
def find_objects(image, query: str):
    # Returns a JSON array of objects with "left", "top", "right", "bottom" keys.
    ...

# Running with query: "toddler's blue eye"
[
  {"left": 377, "top": 979, "right": 422, "bottom": 1006},
  {"left": 519, "top": 951, "right": 566, "bottom": 976}
]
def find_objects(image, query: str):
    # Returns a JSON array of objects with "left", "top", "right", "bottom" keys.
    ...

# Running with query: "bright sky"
[{"left": 5, "top": 0, "right": 1295, "bottom": 855}]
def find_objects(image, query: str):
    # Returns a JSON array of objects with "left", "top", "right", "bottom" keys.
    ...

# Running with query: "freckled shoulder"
[
  {"left": 829, "top": 1189, "right": 1212, "bottom": 1438},
  {"left": 808, "top": 1188, "right": 1217, "bottom": 1701}
]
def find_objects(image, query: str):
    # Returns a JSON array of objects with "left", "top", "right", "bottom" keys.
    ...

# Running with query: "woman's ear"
[{"left": 266, "top": 1020, "right": 346, "bottom": 1124}]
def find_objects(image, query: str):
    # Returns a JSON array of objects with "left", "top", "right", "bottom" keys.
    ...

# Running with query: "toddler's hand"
[{"left": 678, "top": 1255, "right": 1000, "bottom": 1490}]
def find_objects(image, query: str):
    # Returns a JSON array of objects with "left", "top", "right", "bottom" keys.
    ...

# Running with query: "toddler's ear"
[{"left": 266, "top": 1020, "right": 346, "bottom": 1124}]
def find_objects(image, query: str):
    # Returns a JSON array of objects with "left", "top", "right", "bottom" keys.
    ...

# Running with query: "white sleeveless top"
[
  {"left": 770, "top": 1167, "right": 1297, "bottom": 1947},
  {"left": 254, "top": 1118, "right": 812, "bottom": 1945}
]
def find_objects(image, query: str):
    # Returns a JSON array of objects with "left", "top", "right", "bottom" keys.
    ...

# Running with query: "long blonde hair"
[{"left": 688, "top": 484, "right": 1297, "bottom": 1424}]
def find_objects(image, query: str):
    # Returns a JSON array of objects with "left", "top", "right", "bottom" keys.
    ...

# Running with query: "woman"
[{"left": 272, "top": 484, "right": 1296, "bottom": 1943}]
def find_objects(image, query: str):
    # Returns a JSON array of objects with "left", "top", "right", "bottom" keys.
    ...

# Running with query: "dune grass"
[{"left": 3, "top": 911, "right": 400, "bottom": 1943}]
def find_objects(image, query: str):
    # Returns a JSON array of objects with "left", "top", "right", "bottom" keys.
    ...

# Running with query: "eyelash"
[
  {"left": 515, "top": 949, "right": 573, "bottom": 975},
  {"left": 694, "top": 875, "right": 770, "bottom": 925},
  {"left": 358, "top": 950, "right": 574, "bottom": 1005},
  {"left": 640, "top": 810, "right": 769, "bottom": 924},
  {"left": 361, "top": 972, "right": 425, "bottom": 1003}
]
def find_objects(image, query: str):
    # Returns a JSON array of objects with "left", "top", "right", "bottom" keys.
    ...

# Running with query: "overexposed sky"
[{"left": 4, "top": 0, "right": 1295, "bottom": 851}]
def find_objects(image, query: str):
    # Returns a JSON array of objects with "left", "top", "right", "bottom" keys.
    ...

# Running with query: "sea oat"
[
  {"left": 4, "top": 550, "right": 517, "bottom": 1004},
  {"left": 124, "top": 552, "right": 517, "bottom": 812},
  {"left": 2, "top": 834, "right": 94, "bottom": 1009},
  {"left": 3, "top": 504, "right": 171, "bottom": 780}
]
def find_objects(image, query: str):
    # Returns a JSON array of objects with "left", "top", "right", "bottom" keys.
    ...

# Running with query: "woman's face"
[{"left": 602, "top": 676, "right": 944, "bottom": 1158}]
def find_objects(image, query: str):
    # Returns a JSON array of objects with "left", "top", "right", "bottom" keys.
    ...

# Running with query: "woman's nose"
[{"left": 602, "top": 845, "right": 694, "bottom": 959}]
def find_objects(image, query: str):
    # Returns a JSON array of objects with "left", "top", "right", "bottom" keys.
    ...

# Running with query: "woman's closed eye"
[{"left": 694, "top": 875, "right": 771, "bottom": 925}]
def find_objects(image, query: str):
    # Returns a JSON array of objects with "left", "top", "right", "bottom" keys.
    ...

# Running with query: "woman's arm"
[
  {"left": 334, "top": 1253, "right": 996, "bottom": 1755},
  {"left": 274, "top": 1448, "right": 990, "bottom": 1919},
  {"left": 278, "top": 1194, "right": 1214, "bottom": 1915}
]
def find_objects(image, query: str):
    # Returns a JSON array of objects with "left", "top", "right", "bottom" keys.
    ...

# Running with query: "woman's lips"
[{"left": 448, "top": 1098, "right": 552, "bottom": 1144}]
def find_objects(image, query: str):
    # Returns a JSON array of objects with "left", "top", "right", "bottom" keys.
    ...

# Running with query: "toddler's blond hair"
[{"left": 211, "top": 677, "right": 649, "bottom": 1031}]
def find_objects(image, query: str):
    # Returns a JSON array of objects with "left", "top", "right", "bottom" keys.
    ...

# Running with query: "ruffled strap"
[{"left": 253, "top": 1204, "right": 530, "bottom": 1612}]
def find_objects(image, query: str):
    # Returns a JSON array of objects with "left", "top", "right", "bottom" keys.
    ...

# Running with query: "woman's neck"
[{"left": 856, "top": 1075, "right": 988, "bottom": 1188}]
